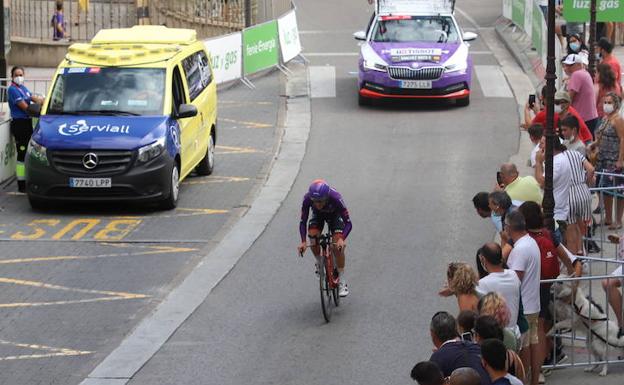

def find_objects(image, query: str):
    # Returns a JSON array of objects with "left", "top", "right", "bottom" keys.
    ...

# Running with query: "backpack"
[
  {"left": 528, "top": 229, "right": 560, "bottom": 281},
  {"left": 51, "top": 13, "right": 57, "bottom": 28}
]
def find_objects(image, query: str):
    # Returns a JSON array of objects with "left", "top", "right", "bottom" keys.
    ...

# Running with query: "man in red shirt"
[
  {"left": 553, "top": 90, "right": 593, "bottom": 143},
  {"left": 597, "top": 37, "right": 622, "bottom": 94},
  {"left": 523, "top": 87, "right": 593, "bottom": 143}
]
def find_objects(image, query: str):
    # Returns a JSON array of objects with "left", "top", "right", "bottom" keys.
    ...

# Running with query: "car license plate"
[
  {"left": 69, "top": 177, "right": 111, "bottom": 188},
  {"left": 400, "top": 80, "right": 432, "bottom": 89}
]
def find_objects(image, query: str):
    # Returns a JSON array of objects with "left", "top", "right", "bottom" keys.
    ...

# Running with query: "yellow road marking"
[
  {"left": 0, "top": 245, "right": 197, "bottom": 265},
  {"left": 0, "top": 339, "right": 93, "bottom": 361},
  {"left": 216, "top": 145, "right": 262, "bottom": 155},
  {"left": 219, "top": 117, "right": 272, "bottom": 129},
  {"left": 0, "top": 277, "right": 148, "bottom": 308},
  {"left": 157, "top": 208, "right": 228, "bottom": 218},
  {"left": 183, "top": 176, "right": 250, "bottom": 185}
]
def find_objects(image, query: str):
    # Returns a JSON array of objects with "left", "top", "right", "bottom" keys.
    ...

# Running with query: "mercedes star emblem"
[{"left": 82, "top": 153, "right": 99, "bottom": 170}]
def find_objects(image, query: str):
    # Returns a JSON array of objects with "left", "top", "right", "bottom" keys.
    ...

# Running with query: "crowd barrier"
[
  {"left": 203, "top": 7, "right": 302, "bottom": 87},
  {"left": 543, "top": 176, "right": 624, "bottom": 371}
]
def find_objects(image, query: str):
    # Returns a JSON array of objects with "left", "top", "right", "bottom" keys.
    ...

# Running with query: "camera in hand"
[{"left": 528, "top": 94, "right": 536, "bottom": 108}]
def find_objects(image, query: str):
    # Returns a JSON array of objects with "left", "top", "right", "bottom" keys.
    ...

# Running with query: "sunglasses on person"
[{"left": 554, "top": 100, "right": 568, "bottom": 105}]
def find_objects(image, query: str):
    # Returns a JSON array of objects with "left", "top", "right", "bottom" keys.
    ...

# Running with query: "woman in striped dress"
[{"left": 565, "top": 149, "right": 595, "bottom": 255}]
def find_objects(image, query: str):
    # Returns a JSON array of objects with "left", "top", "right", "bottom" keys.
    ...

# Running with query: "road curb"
[{"left": 79, "top": 61, "right": 311, "bottom": 385}]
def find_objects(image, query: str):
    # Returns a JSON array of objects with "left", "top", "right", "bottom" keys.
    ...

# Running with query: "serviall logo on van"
[{"left": 58, "top": 119, "right": 131, "bottom": 136}]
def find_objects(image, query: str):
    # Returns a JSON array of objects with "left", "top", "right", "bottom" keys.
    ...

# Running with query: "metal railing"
[
  {"left": 541, "top": 177, "right": 624, "bottom": 371},
  {"left": 543, "top": 263, "right": 624, "bottom": 371},
  {"left": 149, "top": 0, "right": 247, "bottom": 29},
  {"left": 11, "top": 0, "right": 136, "bottom": 42}
]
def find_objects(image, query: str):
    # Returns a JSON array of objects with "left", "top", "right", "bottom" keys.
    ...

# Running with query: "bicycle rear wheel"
[{"left": 319, "top": 258, "right": 332, "bottom": 322}]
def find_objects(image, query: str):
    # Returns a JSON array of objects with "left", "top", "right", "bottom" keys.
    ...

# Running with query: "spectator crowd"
[{"left": 410, "top": 10, "right": 624, "bottom": 385}]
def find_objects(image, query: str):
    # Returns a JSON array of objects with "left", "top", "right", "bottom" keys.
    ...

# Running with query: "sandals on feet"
[{"left": 608, "top": 223, "right": 623, "bottom": 230}]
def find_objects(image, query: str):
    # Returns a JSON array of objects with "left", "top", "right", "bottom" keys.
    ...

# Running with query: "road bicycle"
[{"left": 300, "top": 232, "right": 341, "bottom": 322}]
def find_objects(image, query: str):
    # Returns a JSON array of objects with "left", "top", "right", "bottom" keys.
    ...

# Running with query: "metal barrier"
[
  {"left": 149, "top": 0, "right": 247, "bottom": 30},
  {"left": 541, "top": 175, "right": 624, "bottom": 372},
  {"left": 11, "top": 0, "right": 136, "bottom": 42},
  {"left": 0, "top": 79, "right": 53, "bottom": 98},
  {"left": 542, "top": 262, "right": 624, "bottom": 371}
]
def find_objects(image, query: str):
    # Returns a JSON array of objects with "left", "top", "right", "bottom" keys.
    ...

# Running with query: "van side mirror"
[
  {"left": 27, "top": 103, "right": 42, "bottom": 117},
  {"left": 353, "top": 31, "right": 367, "bottom": 41},
  {"left": 174, "top": 104, "right": 198, "bottom": 119}
]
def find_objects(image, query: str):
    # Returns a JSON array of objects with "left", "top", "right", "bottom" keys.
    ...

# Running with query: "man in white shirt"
[
  {"left": 476, "top": 242, "right": 521, "bottom": 330},
  {"left": 504, "top": 211, "right": 542, "bottom": 385}
]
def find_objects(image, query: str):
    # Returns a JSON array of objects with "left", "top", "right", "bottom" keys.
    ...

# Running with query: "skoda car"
[
  {"left": 25, "top": 25, "right": 217, "bottom": 210},
  {"left": 355, "top": 11, "right": 477, "bottom": 106}
]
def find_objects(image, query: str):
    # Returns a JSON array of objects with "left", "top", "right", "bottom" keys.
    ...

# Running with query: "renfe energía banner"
[
  {"left": 243, "top": 20, "right": 279, "bottom": 76},
  {"left": 204, "top": 32, "right": 243, "bottom": 84},
  {"left": 563, "top": 0, "right": 624, "bottom": 22},
  {"left": 278, "top": 10, "right": 302, "bottom": 63}
]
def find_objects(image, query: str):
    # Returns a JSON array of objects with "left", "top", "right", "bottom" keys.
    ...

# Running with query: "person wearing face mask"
[
  {"left": 560, "top": 115, "right": 586, "bottom": 156},
  {"left": 553, "top": 90, "right": 593, "bottom": 144},
  {"left": 593, "top": 93, "right": 624, "bottom": 230},
  {"left": 595, "top": 38, "right": 622, "bottom": 94},
  {"left": 7, "top": 66, "right": 44, "bottom": 193},
  {"left": 596, "top": 63, "right": 622, "bottom": 118},
  {"left": 562, "top": 54, "right": 600, "bottom": 138},
  {"left": 566, "top": 34, "right": 589, "bottom": 66}
]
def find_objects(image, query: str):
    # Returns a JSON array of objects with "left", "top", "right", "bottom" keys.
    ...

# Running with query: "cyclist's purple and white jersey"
[{"left": 299, "top": 188, "right": 352, "bottom": 241}]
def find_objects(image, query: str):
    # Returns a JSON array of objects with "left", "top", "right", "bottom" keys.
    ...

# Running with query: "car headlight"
[
  {"left": 27, "top": 138, "right": 48, "bottom": 165},
  {"left": 444, "top": 62, "right": 468, "bottom": 73},
  {"left": 363, "top": 60, "right": 388, "bottom": 72},
  {"left": 137, "top": 137, "right": 166, "bottom": 163},
  {"left": 444, "top": 46, "right": 469, "bottom": 73}
]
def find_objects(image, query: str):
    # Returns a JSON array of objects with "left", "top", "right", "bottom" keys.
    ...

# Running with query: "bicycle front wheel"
[{"left": 319, "top": 258, "right": 332, "bottom": 322}]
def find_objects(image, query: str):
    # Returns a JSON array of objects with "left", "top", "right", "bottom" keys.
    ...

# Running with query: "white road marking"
[
  {"left": 299, "top": 30, "right": 355, "bottom": 35},
  {"left": 309, "top": 66, "right": 336, "bottom": 98},
  {"left": 474, "top": 65, "right": 514, "bottom": 98},
  {"left": 470, "top": 51, "right": 494, "bottom": 55},
  {"left": 305, "top": 52, "right": 359, "bottom": 57},
  {"left": 455, "top": 7, "right": 481, "bottom": 30}
]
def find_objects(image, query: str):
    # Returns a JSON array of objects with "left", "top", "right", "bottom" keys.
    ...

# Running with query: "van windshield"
[{"left": 47, "top": 67, "right": 166, "bottom": 116}]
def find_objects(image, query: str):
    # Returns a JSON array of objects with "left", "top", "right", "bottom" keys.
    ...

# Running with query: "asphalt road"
[
  {"left": 122, "top": 0, "right": 522, "bottom": 384},
  {"left": 0, "top": 73, "right": 281, "bottom": 385}
]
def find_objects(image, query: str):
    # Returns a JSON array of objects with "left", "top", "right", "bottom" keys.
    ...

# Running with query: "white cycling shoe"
[{"left": 339, "top": 281, "right": 349, "bottom": 297}]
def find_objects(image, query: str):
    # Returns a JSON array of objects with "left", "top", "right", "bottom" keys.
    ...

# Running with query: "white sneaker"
[
  {"left": 339, "top": 281, "right": 349, "bottom": 297},
  {"left": 539, "top": 372, "right": 545, "bottom": 384}
]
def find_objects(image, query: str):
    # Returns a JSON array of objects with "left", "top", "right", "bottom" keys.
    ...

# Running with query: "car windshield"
[
  {"left": 46, "top": 67, "right": 166, "bottom": 116},
  {"left": 372, "top": 16, "right": 459, "bottom": 43}
]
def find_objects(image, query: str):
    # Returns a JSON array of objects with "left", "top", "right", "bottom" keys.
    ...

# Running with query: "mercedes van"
[{"left": 26, "top": 25, "right": 217, "bottom": 209}]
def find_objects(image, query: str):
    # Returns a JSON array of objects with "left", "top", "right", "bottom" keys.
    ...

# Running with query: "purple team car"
[{"left": 354, "top": 0, "right": 477, "bottom": 106}]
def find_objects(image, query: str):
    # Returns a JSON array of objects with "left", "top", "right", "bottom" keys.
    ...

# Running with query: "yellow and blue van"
[{"left": 25, "top": 25, "right": 217, "bottom": 209}]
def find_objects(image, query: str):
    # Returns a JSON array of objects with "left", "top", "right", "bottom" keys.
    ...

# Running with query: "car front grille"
[
  {"left": 388, "top": 66, "right": 445, "bottom": 81},
  {"left": 49, "top": 150, "right": 134, "bottom": 175},
  {"left": 47, "top": 186, "right": 138, "bottom": 198}
]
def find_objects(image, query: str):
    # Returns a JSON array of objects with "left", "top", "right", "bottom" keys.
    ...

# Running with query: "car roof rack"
[{"left": 374, "top": 0, "right": 455, "bottom": 15}]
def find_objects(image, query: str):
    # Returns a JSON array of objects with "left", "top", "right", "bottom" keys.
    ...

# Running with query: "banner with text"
[
  {"left": 204, "top": 33, "right": 243, "bottom": 84},
  {"left": 243, "top": 21, "right": 279, "bottom": 76},
  {"left": 0, "top": 120, "right": 16, "bottom": 184},
  {"left": 278, "top": 10, "right": 302, "bottom": 63},
  {"left": 563, "top": 0, "right": 624, "bottom": 22}
]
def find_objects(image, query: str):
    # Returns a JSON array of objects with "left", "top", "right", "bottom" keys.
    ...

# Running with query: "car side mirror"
[
  {"left": 353, "top": 31, "right": 367, "bottom": 41},
  {"left": 463, "top": 32, "right": 478, "bottom": 42},
  {"left": 27, "top": 103, "right": 41, "bottom": 117},
  {"left": 174, "top": 104, "right": 198, "bottom": 119}
]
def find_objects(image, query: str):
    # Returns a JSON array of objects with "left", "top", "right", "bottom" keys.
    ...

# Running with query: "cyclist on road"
[{"left": 298, "top": 179, "right": 352, "bottom": 297}]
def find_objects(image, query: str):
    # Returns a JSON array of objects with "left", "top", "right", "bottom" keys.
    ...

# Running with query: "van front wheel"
[
  {"left": 160, "top": 163, "right": 180, "bottom": 210},
  {"left": 196, "top": 133, "right": 215, "bottom": 176}
]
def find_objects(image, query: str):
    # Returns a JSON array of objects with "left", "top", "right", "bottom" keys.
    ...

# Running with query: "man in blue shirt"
[{"left": 8, "top": 66, "right": 44, "bottom": 192}]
